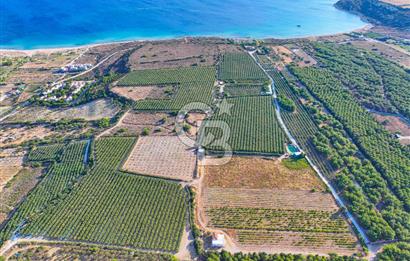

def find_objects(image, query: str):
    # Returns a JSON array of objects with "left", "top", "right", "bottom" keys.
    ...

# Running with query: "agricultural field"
[
  {"left": 3, "top": 98, "right": 120, "bottom": 123},
  {"left": 0, "top": 137, "right": 187, "bottom": 253},
  {"left": 27, "top": 144, "right": 65, "bottom": 161},
  {"left": 218, "top": 53, "right": 268, "bottom": 81},
  {"left": 201, "top": 96, "right": 287, "bottom": 154},
  {"left": 117, "top": 66, "right": 216, "bottom": 111},
  {"left": 0, "top": 167, "right": 43, "bottom": 224},
  {"left": 123, "top": 136, "right": 196, "bottom": 181},
  {"left": 0, "top": 156, "right": 24, "bottom": 191},
  {"left": 283, "top": 64, "right": 410, "bottom": 241},
  {"left": 224, "top": 83, "right": 263, "bottom": 97},
  {"left": 204, "top": 156, "right": 324, "bottom": 191},
  {"left": 128, "top": 40, "right": 241, "bottom": 70},
  {"left": 111, "top": 85, "right": 177, "bottom": 101},
  {"left": 201, "top": 156, "right": 360, "bottom": 255}
]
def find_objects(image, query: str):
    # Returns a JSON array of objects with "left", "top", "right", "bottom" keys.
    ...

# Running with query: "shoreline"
[{"left": 0, "top": 24, "right": 373, "bottom": 55}]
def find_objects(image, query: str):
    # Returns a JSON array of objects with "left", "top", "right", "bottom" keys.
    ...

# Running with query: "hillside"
[{"left": 335, "top": 0, "right": 410, "bottom": 28}]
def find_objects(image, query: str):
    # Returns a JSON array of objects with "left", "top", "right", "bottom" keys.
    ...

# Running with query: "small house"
[{"left": 211, "top": 233, "right": 225, "bottom": 248}]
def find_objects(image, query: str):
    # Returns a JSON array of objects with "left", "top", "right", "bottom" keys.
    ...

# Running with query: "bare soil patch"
[
  {"left": 0, "top": 126, "right": 52, "bottom": 148},
  {"left": 291, "top": 48, "right": 317, "bottom": 67},
  {"left": 128, "top": 40, "right": 240, "bottom": 70},
  {"left": 372, "top": 113, "right": 410, "bottom": 136},
  {"left": 102, "top": 111, "right": 176, "bottom": 137},
  {"left": 269, "top": 46, "right": 293, "bottom": 65},
  {"left": 4, "top": 99, "right": 120, "bottom": 122},
  {"left": 204, "top": 156, "right": 325, "bottom": 191},
  {"left": 122, "top": 136, "right": 196, "bottom": 181},
  {"left": 0, "top": 167, "right": 43, "bottom": 223},
  {"left": 0, "top": 157, "right": 23, "bottom": 191},
  {"left": 351, "top": 40, "right": 410, "bottom": 68},
  {"left": 111, "top": 85, "right": 176, "bottom": 101}
]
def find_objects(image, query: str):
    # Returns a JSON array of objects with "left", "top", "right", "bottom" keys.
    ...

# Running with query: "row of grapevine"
[
  {"left": 28, "top": 144, "right": 65, "bottom": 161},
  {"left": 207, "top": 207, "right": 349, "bottom": 233},
  {"left": 118, "top": 66, "right": 216, "bottom": 111},
  {"left": 134, "top": 81, "right": 215, "bottom": 111},
  {"left": 2, "top": 137, "right": 188, "bottom": 253},
  {"left": 218, "top": 53, "right": 268, "bottom": 81},
  {"left": 200, "top": 96, "right": 287, "bottom": 154},
  {"left": 118, "top": 66, "right": 215, "bottom": 86},
  {"left": 0, "top": 141, "right": 88, "bottom": 245}
]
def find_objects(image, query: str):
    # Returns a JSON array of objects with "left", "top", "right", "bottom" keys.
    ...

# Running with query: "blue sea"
[{"left": 0, "top": 0, "right": 366, "bottom": 50}]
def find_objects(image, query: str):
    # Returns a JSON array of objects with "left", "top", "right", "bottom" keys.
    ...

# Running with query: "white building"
[{"left": 211, "top": 233, "right": 225, "bottom": 248}]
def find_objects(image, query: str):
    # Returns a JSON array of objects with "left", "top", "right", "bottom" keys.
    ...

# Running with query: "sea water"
[{"left": 0, "top": 0, "right": 366, "bottom": 49}]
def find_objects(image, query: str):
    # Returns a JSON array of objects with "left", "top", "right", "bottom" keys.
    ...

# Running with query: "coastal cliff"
[{"left": 335, "top": 0, "right": 410, "bottom": 29}]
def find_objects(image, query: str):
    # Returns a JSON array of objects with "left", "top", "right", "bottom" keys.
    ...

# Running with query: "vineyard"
[
  {"left": 218, "top": 53, "right": 268, "bottom": 81},
  {"left": 28, "top": 144, "right": 65, "bottom": 161},
  {"left": 1, "top": 137, "right": 187, "bottom": 252},
  {"left": 224, "top": 83, "right": 263, "bottom": 97},
  {"left": 207, "top": 207, "right": 349, "bottom": 233},
  {"left": 0, "top": 141, "right": 88, "bottom": 244},
  {"left": 116, "top": 66, "right": 216, "bottom": 111},
  {"left": 202, "top": 154, "right": 359, "bottom": 255},
  {"left": 200, "top": 96, "right": 287, "bottom": 154},
  {"left": 281, "top": 66, "right": 410, "bottom": 241}
]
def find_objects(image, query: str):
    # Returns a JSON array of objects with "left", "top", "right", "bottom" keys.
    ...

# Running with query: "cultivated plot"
[
  {"left": 201, "top": 96, "right": 287, "bottom": 154},
  {"left": 201, "top": 156, "right": 360, "bottom": 255},
  {"left": 123, "top": 136, "right": 196, "bottom": 181},
  {"left": 118, "top": 66, "right": 216, "bottom": 111},
  {"left": 0, "top": 156, "right": 23, "bottom": 191}
]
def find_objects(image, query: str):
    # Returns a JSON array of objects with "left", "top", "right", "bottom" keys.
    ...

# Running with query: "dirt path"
[{"left": 96, "top": 109, "right": 130, "bottom": 138}]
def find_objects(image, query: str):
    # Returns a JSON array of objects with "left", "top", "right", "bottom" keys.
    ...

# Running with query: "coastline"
[{"left": 0, "top": 24, "right": 373, "bottom": 55}]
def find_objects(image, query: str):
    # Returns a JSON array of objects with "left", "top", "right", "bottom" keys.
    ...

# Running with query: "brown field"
[
  {"left": 101, "top": 111, "right": 176, "bottom": 137},
  {"left": 122, "top": 136, "right": 196, "bottom": 181},
  {"left": 101, "top": 110, "right": 203, "bottom": 137},
  {"left": 372, "top": 113, "right": 410, "bottom": 136},
  {"left": 381, "top": 0, "right": 410, "bottom": 8},
  {"left": 351, "top": 40, "right": 410, "bottom": 68},
  {"left": 235, "top": 230, "right": 358, "bottom": 255},
  {"left": 0, "top": 167, "right": 43, "bottom": 223},
  {"left": 0, "top": 126, "right": 52, "bottom": 148},
  {"left": 128, "top": 40, "right": 240, "bottom": 70},
  {"left": 0, "top": 156, "right": 24, "bottom": 191},
  {"left": 292, "top": 48, "right": 317, "bottom": 67},
  {"left": 203, "top": 188, "right": 338, "bottom": 211},
  {"left": 111, "top": 85, "right": 176, "bottom": 101},
  {"left": 204, "top": 157, "right": 325, "bottom": 191},
  {"left": 200, "top": 156, "right": 360, "bottom": 255},
  {"left": 268, "top": 45, "right": 294, "bottom": 66},
  {"left": 4, "top": 99, "right": 120, "bottom": 122}
]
